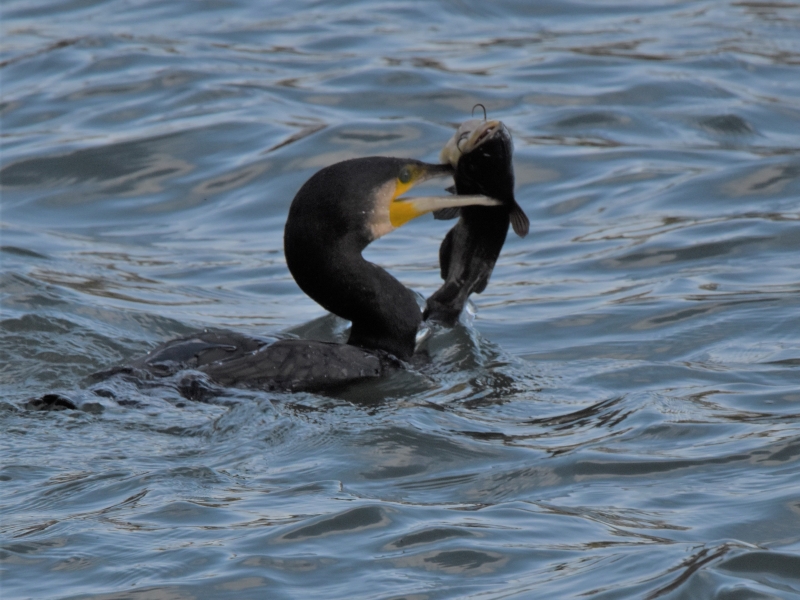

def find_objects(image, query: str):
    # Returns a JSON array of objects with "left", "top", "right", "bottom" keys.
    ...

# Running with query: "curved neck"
[{"left": 285, "top": 239, "right": 421, "bottom": 360}]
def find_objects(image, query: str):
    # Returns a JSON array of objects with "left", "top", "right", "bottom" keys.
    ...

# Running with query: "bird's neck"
[{"left": 289, "top": 243, "right": 421, "bottom": 360}]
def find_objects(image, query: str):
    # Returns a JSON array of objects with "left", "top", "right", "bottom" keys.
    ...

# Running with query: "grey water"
[{"left": 2, "top": 0, "right": 800, "bottom": 598}]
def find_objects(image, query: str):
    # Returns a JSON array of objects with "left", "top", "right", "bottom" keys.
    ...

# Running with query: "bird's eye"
[{"left": 399, "top": 167, "right": 412, "bottom": 184}]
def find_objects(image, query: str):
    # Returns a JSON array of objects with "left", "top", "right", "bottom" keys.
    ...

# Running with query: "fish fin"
[
  {"left": 474, "top": 271, "right": 491, "bottom": 294},
  {"left": 510, "top": 201, "right": 530, "bottom": 238},
  {"left": 433, "top": 207, "right": 461, "bottom": 220},
  {"left": 444, "top": 185, "right": 456, "bottom": 194}
]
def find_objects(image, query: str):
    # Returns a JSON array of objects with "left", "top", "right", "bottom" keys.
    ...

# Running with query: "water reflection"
[
  {"left": 646, "top": 543, "right": 734, "bottom": 600},
  {"left": 277, "top": 506, "right": 392, "bottom": 542},
  {"left": 697, "top": 114, "right": 754, "bottom": 136},
  {"left": 1, "top": 137, "right": 193, "bottom": 204},
  {"left": 393, "top": 548, "right": 507, "bottom": 574},
  {"left": 385, "top": 527, "right": 476, "bottom": 550},
  {"left": 723, "top": 163, "right": 800, "bottom": 197},
  {"left": 4, "top": 0, "right": 800, "bottom": 598},
  {"left": 0, "top": 37, "right": 81, "bottom": 69}
]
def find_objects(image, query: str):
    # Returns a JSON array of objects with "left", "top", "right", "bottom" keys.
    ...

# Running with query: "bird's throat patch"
[
  {"left": 369, "top": 177, "right": 426, "bottom": 239},
  {"left": 368, "top": 179, "right": 401, "bottom": 240}
]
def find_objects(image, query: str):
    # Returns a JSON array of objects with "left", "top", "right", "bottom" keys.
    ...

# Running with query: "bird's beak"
[
  {"left": 389, "top": 194, "right": 500, "bottom": 227},
  {"left": 389, "top": 162, "right": 499, "bottom": 228}
]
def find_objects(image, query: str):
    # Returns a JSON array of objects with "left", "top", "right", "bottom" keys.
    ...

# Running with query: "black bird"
[
  {"left": 113, "top": 157, "right": 498, "bottom": 393},
  {"left": 424, "top": 119, "right": 529, "bottom": 325}
]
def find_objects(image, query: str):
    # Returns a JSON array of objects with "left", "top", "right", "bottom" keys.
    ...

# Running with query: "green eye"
[{"left": 399, "top": 167, "right": 412, "bottom": 184}]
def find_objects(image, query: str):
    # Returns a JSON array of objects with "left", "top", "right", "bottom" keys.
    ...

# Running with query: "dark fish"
[{"left": 424, "top": 119, "right": 529, "bottom": 325}]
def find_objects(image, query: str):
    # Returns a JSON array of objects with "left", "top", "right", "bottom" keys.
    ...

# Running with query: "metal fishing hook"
[{"left": 471, "top": 103, "right": 487, "bottom": 121}]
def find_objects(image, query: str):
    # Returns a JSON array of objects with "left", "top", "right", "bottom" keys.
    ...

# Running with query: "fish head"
[{"left": 440, "top": 119, "right": 515, "bottom": 200}]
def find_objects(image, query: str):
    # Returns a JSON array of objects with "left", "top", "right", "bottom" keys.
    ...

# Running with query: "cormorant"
[
  {"left": 424, "top": 119, "right": 529, "bottom": 325},
  {"left": 113, "top": 157, "right": 499, "bottom": 392}
]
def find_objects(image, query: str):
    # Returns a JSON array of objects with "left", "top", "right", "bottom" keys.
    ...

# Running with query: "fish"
[{"left": 423, "top": 117, "right": 529, "bottom": 325}]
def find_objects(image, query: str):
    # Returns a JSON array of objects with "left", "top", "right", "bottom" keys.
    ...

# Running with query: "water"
[{"left": 2, "top": 0, "right": 800, "bottom": 598}]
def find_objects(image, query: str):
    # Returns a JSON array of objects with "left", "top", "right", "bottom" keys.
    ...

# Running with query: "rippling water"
[{"left": 3, "top": 1, "right": 800, "bottom": 598}]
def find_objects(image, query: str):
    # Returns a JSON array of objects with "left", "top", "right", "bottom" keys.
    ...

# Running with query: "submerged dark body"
[
  {"left": 100, "top": 330, "right": 389, "bottom": 394},
  {"left": 424, "top": 120, "right": 529, "bottom": 325}
]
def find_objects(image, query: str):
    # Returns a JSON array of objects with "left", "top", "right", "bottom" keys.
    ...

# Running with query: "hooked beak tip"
[{"left": 425, "top": 163, "right": 455, "bottom": 177}]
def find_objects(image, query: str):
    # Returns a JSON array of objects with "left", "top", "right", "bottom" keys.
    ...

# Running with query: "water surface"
[{"left": 2, "top": 1, "right": 800, "bottom": 598}]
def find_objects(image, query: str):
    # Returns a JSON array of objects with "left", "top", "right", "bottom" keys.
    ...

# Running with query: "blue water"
[{"left": 2, "top": 1, "right": 800, "bottom": 598}]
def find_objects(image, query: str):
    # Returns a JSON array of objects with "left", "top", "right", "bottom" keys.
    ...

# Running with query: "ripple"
[
  {"left": 277, "top": 506, "right": 392, "bottom": 542},
  {"left": 3, "top": 0, "right": 800, "bottom": 598}
]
